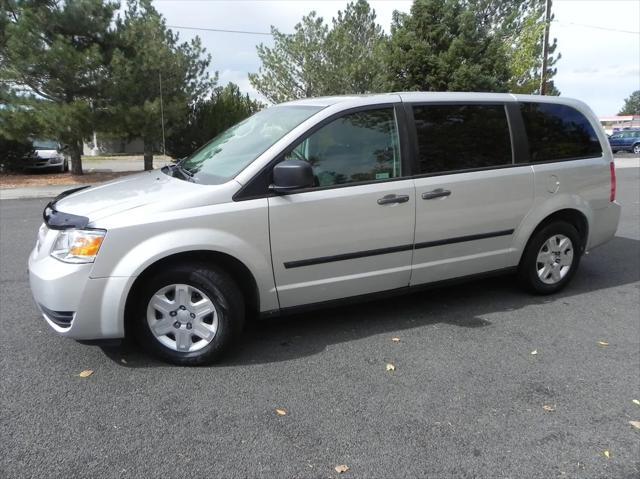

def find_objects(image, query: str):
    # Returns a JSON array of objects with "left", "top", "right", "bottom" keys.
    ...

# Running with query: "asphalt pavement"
[{"left": 0, "top": 169, "right": 638, "bottom": 479}]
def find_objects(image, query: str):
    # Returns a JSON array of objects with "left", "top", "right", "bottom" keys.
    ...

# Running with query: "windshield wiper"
[
  {"left": 176, "top": 162, "right": 195, "bottom": 180},
  {"left": 163, "top": 162, "right": 196, "bottom": 182}
]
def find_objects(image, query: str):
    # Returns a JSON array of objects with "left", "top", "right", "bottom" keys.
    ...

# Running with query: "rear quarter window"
[{"left": 520, "top": 102, "right": 602, "bottom": 162}]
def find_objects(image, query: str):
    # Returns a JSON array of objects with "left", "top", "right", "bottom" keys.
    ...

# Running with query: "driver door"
[{"left": 268, "top": 106, "right": 416, "bottom": 308}]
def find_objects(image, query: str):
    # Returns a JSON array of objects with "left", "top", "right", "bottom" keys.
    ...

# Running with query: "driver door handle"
[
  {"left": 377, "top": 194, "right": 410, "bottom": 205},
  {"left": 422, "top": 188, "right": 451, "bottom": 200}
]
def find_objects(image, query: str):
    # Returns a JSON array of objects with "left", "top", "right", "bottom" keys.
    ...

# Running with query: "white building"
[
  {"left": 83, "top": 132, "right": 145, "bottom": 156},
  {"left": 599, "top": 115, "right": 640, "bottom": 135}
]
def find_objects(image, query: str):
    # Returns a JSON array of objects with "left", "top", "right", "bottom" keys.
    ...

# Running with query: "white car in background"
[{"left": 24, "top": 139, "right": 69, "bottom": 172}]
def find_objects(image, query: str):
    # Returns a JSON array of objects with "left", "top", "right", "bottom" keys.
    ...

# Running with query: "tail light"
[{"left": 610, "top": 161, "right": 616, "bottom": 202}]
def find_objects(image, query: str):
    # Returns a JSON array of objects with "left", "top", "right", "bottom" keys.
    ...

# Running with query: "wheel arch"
[
  {"left": 518, "top": 208, "right": 589, "bottom": 265},
  {"left": 124, "top": 250, "right": 260, "bottom": 338}
]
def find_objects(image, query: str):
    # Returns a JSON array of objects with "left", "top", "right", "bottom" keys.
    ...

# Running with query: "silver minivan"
[{"left": 28, "top": 92, "right": 621, "bottom": 365}]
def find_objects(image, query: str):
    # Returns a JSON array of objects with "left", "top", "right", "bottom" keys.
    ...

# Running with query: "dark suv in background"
[{"left": 608, "top": 129, "right": 640, "bottom": 154}]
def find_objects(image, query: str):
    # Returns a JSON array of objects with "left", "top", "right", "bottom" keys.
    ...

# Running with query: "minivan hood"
[
  {"left": 54, "top": 170, "right": 230, "bottom": 223},
  {"left": 32, "top": 149, "right": 59, "bottom": 160}
]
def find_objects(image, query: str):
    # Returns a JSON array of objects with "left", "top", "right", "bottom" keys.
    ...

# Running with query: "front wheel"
[
  {"left": 633, "top": 144, "right": 640, "bottom": 155},
  {"left": 518, "top": 221, "right": 582, "bottom": 295},
  {"left": 133, "top": 263, "right": 245, "bottom": 365}
]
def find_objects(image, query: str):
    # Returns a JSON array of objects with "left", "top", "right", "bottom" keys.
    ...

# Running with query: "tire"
[
  {"left": 63, "top": 160, "right": 69, "bottom": 172},
  {"left": 633, "top": 144, "right": 640, "bottom": 155},
  {"left": 132, "top": 263, "right": 245, "bottom": 365},
  {"left": 518, "top": 221, "right": 582, "bottom": 295}
]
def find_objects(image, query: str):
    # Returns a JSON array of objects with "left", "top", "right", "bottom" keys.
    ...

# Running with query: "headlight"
[{"left": 51, "top": 229, "right": 106, "bottom": 263}]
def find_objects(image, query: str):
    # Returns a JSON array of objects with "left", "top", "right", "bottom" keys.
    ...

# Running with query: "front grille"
[{"left": 40, "top": 305, "right": 74, "bottom": 328}]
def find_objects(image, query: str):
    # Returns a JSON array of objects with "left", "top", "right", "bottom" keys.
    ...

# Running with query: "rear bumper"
[
  {"left": 29, "top": 249, "right": 130, "bottom": 340},
  {"left": 610, "top": 146, "right": 637, "bottom": 152},
  {"left": 587, "top": 201, "right": 621, "bottom": 251}
]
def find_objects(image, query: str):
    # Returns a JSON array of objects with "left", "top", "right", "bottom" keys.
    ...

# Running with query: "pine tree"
[
  {"left": 619, "top": 90, "right": 640, "bottom": 116},
  {"left": 249, "top": 0, "right": 385, "bottom": 102},
  {"left": 108, "top": 0, "right": 215, "bottom": 170},
  {"left": 381, "top": 0, "right": 512, "bottom": 92},
  {"left": 1, "top": 0, "right": 119, "bottom": 175},
  {"left": 165, "top": 82, "right": 264, "bottom": 159}
]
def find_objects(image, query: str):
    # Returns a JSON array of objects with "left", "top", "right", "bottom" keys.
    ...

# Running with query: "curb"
[{"left": 0, "top": 184, "right": 90, "bottom": 200}]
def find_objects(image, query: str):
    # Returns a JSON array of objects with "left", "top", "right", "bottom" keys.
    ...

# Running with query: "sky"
[{"left": 152, "top": 0, "right": 640, "bottom": 117}]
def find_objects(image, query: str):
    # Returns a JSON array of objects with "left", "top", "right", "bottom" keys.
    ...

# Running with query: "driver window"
[{"left": 285, "top": 108, "right": 401, "bottom": 187}]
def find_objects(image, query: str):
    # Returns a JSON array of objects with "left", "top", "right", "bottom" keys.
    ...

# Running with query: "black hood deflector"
[{"left": 43, "top": 186, "right": 91, "bottom": 230}]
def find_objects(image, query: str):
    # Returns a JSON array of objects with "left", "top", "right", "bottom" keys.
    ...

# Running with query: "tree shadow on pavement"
[{"left": 100, "top": 235, "right": 640, "bottom": 368}]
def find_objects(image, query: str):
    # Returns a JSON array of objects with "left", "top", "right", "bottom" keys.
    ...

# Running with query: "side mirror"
[{"left": 269, "top": 160, "right": 314, "bottom": 194}]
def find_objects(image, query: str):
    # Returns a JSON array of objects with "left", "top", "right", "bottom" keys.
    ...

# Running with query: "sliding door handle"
[
  {"left": 422, "top": 188, "right": 451, "bottom": 200},
  {"left": 377, "top": 194, "right": 410, "bottom": 205}
]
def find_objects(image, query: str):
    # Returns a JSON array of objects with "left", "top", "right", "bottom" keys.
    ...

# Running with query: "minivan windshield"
[
  {"left": 33, "top": 139, "right": 58, "bottom": 150},
  {"left": 176, "top": 105, "right": 323, "bottom": 184}
]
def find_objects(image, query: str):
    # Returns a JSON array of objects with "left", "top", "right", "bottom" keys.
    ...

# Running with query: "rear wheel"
[
  {"left": 133, "top": 263, "right": 244, "bottom": 365},
  {"left": 518, "top": 221, "right": 582, "bottom": 294},
  {"left": 633, "top": 144, "right": 640, "bottom": 155}
]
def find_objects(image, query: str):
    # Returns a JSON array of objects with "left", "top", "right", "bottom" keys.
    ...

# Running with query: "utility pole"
[
  {"left": 539, "top": 0, "right": 552, "bottom": 95},
  {"left": 159, "top": 71, "right": 166, "bottom": 157}
]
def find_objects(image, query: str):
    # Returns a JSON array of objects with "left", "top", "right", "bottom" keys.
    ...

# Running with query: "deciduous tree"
[{"left": 494, "top": 0, "right": 560, "bottom": 94}]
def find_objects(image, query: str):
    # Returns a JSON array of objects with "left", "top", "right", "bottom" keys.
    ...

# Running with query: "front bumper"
[
  {"left": 28, "top": 232, "right": 130, "bottom": 340},
  {"left": 24, "top": 158, "right": 65, "bottom": 170}
]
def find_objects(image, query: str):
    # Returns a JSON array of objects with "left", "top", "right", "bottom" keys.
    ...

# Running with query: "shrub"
[{"left": 0, "top": 137, "right": 33, "bottom": 172}]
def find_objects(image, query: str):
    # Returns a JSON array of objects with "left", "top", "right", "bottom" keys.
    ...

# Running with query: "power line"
[
  {"left": 552, "top": 20, "right": 639, "bottom": 35},
  {"left": 164, "top": 17, "right": 638, "bottom": 38},
  {"left": 167, "top": 24, "right": 273, "bottom": 35},
  {"left": 166, "top": 20, "right": 639, "bottom": 38}
]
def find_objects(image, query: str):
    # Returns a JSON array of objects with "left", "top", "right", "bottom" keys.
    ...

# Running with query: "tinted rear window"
[
  {"left": 520, "top": 103, "right": 602, "bottom": 162},
  {"left": 413, "top": 104, "right": 512, "bottom": 174}
]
